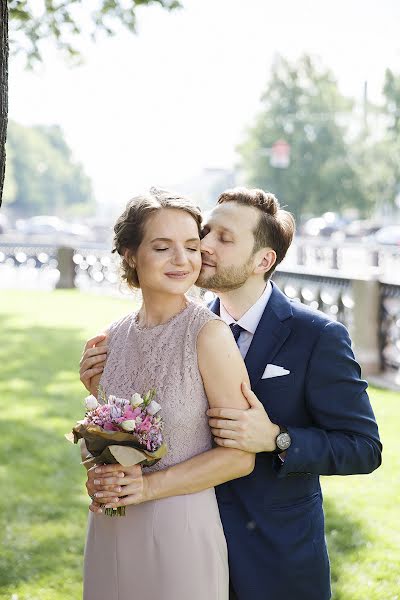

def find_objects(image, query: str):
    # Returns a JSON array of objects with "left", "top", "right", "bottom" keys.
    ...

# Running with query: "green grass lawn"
[{"left": 0, "top": 290, "right": 399, "bottom": 600}]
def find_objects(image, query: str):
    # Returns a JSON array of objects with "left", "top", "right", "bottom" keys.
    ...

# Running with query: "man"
[{"left": 80, "top": 188, "right": 381, "bottom": 600}]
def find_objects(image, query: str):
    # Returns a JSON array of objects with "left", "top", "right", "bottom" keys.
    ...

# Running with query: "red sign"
[{"left": 270, "top": 139, "right": 291, "bottom": 168}]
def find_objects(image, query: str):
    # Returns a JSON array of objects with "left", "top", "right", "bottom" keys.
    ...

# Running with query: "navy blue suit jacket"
[{"left": 210, "top": 282, "right": 382, "bottom": 600}]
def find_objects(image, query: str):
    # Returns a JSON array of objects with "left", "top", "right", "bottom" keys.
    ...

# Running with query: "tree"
[
  {"left": 383, "top": 68, "right": 400, "bottom": 135},
  {"left": 238, "top": 55, "right": 366, "bottom": 218},
  {"left": 0, "top": 1, "right": 7, "bottom": 209},
  {"left": 0, "top": 0, "right": 182, "bottom": 208},
  {"left": 355, "top": 69, "right": 400, "bottom": 216},
  {"left": 4, "top": 120, "right": 94, "bottom": 217}
]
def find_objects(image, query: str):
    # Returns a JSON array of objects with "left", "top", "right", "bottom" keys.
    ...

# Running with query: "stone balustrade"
[{"left": 1, "top": 241, "right": 399, "bottom": 386}]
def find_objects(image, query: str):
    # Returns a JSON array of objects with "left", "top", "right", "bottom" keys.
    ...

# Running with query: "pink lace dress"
[{"left": 83, "top": 300, "right": 229, "bottom": 600}]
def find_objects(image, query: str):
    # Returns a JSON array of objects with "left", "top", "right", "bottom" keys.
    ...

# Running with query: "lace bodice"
[{"left": 99, "top": 300, "right": 220, "bottom": 471}]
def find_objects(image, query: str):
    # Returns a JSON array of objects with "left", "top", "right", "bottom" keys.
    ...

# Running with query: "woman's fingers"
[
  {"left": 101, "top": 473, "right": 145, "bottom": 508},
  {"left": 89, "top": 500, "right": 103, "bottom": 513},
  {"left": 93, "top": 464, "right": 125, "bottom": 476},
  {"left": 90, "top": 479, "right": 140, "bottom": 501},
  {"left": 104, "top": 487, "right": 143, "bottom": 508},
  {"left": 91, "top": 492, "right": 121, "bottom": 504},
  {"left": 93, "top": 475, "right": 125, "bottom": 487},
  {"left": 93, "top": 464, "right": 142, "bottom": 478}
]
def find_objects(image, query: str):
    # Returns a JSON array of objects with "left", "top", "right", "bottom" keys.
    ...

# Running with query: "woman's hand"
[
  {"left": 86, "top": 464, "right": 125, "bottom": 510},
  {"left": 86, "top": 464, "right": 148, "bottom": 513}
]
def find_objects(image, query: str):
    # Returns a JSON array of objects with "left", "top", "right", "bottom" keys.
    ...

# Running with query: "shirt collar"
[{"left": 219, "top": 280, "right": 273, "bottom": 334}]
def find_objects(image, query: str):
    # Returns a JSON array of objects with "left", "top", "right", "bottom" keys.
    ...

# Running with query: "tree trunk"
[{"left": 0, "top": 0, "right": 8, "bottom": 208}]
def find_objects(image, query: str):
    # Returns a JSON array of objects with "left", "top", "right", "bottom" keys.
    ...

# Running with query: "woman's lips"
[{"left": 165, "top": 271, "right": 190, "bottom": 279}]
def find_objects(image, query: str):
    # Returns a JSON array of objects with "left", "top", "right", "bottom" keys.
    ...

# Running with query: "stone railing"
[
  {"left": 286, "top": 237, "right": 400, "bottom": 281},
  {"left": 272, "top": 266, "right": 400, "bottom": 386},
  {"left": 1, "top": 242, "right": 399, "bottom": 386}
]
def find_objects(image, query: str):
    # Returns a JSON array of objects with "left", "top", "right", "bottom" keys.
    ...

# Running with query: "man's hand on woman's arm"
[
  {"left": 79, "top": 333, "right": 108, "bottom": 397},
  {"left": 91, "top": 320, "right": 255, "bottom": 511}
]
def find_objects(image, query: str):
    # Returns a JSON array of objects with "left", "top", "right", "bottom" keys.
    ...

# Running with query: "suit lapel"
[
  {"left": 244, "top": 283, "right": 292, "bottom": 387},
  {"left": 209, "top": 284, "right": 293, "bottom": 388},
  {"left": 209, "top": 297, "right": 220, "bottom": 315}
]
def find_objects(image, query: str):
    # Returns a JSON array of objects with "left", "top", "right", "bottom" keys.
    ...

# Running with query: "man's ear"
[{"left": 254, "top": 248, "right": 276, "bottom": 275}]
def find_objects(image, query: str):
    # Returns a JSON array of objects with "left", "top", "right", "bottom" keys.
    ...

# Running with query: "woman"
[{"left": 82, "top": 189, "right": 254, "bottom": 600}]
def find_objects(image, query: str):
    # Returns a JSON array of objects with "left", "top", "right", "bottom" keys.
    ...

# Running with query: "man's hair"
[
  {"left": 217, "top": 187, "right": 295, "bottom": 279},
  {"left": 112, "top": 188, "right": 202, "bottom": 289}
]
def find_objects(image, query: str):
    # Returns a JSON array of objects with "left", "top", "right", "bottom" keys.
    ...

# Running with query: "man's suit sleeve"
[{"left": 276, "top": 320, "right": 382, "bottom": 478}]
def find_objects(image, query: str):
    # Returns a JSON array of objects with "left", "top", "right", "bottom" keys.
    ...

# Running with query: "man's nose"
[{"left": 200, "top": 234, "right": 214, "bottom": 254}]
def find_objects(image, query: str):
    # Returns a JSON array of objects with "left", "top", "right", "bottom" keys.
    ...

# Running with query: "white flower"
[
  {"left": 110, "top": 405, "right": 122, "bottom": 419},
  {"left": 108, "top": 394, "right": 117, "bottom": 404},
  {"left": 130, "top": 392, "right": 143, "bottom": 408},
  {"left": 115, "top": 396, "right": 129, "bottom": 407},
  {"left": 85, "top": 395, "right": 98, "bottom": 410},
  {"left": 147, "top": 400, "right": 161, "bottom": 416},
  {"left": 120, "top": 420, "right": 136, "bottom": 432},
  {"left": 135, "top": 417, "right": 143, "bottom": 425}
]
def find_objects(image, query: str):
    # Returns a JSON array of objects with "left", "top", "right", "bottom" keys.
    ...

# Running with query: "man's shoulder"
[
  {"left": 286, "top": 298, "right": 350, "bottom": 341},
  {"left": 269, "top": 283, "right": 347, "bottom": 333},
  {"left": 289, "top": 298, "right": 331, "bottom": 324}
]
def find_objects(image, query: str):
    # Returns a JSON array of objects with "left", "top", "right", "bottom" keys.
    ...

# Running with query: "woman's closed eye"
[{"left": 154, "top": 246, "right": 198, "bottom": 252}]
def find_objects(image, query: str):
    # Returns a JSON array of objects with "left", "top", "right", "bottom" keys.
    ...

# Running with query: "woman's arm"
[
  {"left": 145, "top": 320, "right": 254, "bottom": 498},
  {"left": 92, "top": 320, "right": 255, "bottom": 509}
]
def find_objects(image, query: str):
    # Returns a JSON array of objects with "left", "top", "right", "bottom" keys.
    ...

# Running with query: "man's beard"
[{"left": 196, "top": 256, "right": 254, "bottom": 292}]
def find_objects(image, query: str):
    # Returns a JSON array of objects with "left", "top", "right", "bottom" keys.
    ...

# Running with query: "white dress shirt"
[{"left": 220, "top": 281, "right": 273, "bottom": 359}]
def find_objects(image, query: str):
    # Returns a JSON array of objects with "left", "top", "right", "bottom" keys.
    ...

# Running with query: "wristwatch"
[{"left": 273, "top": 425, "right": 291, "bottom": 454}]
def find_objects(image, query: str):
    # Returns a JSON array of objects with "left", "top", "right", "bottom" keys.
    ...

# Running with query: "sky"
[{"left": 8, "top": 0, "right": 400, "bottom": 214}]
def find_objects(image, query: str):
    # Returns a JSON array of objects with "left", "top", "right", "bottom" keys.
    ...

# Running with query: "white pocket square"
[{"left": 262, "top": 364, "right": 290, "bottom": 379}]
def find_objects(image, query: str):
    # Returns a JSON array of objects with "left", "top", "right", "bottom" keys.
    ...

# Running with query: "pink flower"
[
  {"left": 103, "top": 422, "right": 119, "bottom": 431},
  {"left": 139, "top": 415, "right": 152, "bottom": 432},
  {"left": 123, "top": 406, "right": 137, "bottom": 420}
]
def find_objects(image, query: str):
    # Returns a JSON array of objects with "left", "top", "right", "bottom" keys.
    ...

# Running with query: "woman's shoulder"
[
  {"left": 184, "top": 298, "right": 232, "bottom": 343},
  {"left": 105, "top": 311, "right": 135, "bottom": 340},
  {"left": 186, "top": 298, "right": 221, "bottom": 327}
]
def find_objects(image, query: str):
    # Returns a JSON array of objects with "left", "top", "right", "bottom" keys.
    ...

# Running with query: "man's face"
[{"left": 197, "top": 202, "right": 260, "bottom": 292}]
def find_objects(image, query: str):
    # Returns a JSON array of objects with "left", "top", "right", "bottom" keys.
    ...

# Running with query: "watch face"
[{"left": 277, "top": 432, "right": 291, "bottom": 451}]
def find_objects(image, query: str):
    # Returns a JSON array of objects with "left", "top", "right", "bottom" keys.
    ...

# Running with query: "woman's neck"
[{"left": 137, "top": 291, "right": 188, "bottom": 327}]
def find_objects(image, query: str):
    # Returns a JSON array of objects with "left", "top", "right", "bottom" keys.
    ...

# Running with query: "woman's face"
[{"left": 133, "top": 208, "right": 202, "bottom": 296}]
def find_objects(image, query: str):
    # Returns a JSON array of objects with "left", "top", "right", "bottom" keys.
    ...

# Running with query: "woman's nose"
[{"left": 172, "top": 246, "right": 187, "bottom": 264}]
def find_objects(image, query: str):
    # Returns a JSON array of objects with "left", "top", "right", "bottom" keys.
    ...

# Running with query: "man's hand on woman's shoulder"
[{"left": 79, "top": 333, "right": 108, "bottom": 397}]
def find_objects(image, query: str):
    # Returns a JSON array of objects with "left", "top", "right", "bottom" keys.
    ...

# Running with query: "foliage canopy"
[
  {"left": 8, "top": 0, "right": 182, "bottom": 64},
  {"left": 3, "top": 121, "right": 94, "bottom": 217}
]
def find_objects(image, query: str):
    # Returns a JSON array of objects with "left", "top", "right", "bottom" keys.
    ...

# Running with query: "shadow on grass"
[
  {"left": 0, "top": 313, "right": 90, "bottom": 592},
  {"left": 0, "top": 312, "right": 86, "bottom": 391},
  {"left": 324, "top": 496, "right": 373, "bottom": 600}
]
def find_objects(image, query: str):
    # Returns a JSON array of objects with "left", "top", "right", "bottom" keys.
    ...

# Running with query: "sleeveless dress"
[{"left": 83, "top": 300, "right": 229, "bottom": 600}]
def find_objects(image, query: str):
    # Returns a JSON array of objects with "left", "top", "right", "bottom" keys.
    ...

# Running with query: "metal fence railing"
[{"left": 1, "top": 242, "right": 399, "bottom": 385}]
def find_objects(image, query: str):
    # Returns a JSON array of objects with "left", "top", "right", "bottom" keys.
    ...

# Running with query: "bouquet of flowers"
[{"left": 66, "top": 386, "right": 167, "bottom": 516}]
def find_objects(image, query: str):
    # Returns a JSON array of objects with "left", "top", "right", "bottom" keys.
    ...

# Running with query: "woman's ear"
[{"left": 124, "top": 249, "right": 135, "bottom": 269}]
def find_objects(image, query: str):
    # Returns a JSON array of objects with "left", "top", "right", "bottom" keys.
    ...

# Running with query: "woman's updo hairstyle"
[{"left": 112, "top": 187, "right": 202, "bottom": 289}]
